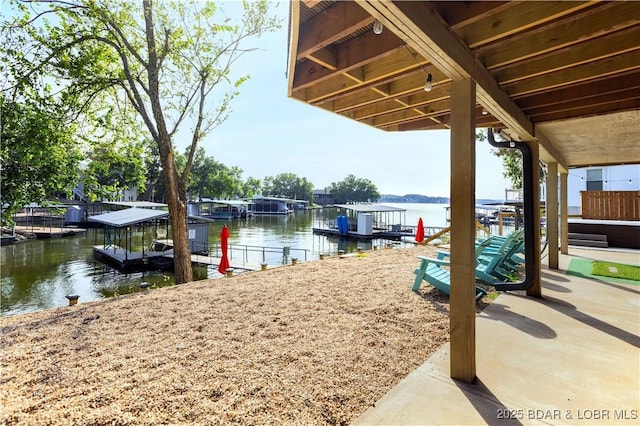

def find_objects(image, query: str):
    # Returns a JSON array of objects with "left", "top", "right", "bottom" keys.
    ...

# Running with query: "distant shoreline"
[{"left": 379, "top": 195, "right": 501, "bottom": 204}]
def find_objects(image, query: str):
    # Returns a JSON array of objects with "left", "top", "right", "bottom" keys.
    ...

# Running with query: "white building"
[{"left": 567, "top": 165, "right": 640, "bottom": 214}]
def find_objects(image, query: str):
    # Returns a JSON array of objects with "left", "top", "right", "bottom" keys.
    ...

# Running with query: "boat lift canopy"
[{"left": 88, "top": 208, "right": 169, "bottom": 227}]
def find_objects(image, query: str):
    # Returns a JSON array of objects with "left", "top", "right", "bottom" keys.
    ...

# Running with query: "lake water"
[{"left": 0, "top": 203, "right": 449, "bottom": 316}]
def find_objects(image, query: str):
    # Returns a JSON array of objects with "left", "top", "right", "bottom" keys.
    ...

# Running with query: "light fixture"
[
  {"left": 373, "top": 20, "right": 383, "bottom": 35},
  {"left": 482, "top": 108, "right": 488, "bottom": 115},
  {"left": 424, "top": 73, "right": 433, "bottom": 92}
]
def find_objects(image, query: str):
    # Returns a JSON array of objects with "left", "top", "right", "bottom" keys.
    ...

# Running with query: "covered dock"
[
  {"left": 313, "top": 203, "right": 416, "bottom": 240},
  {"left": 88, "top": 207, "right": 171, "bottom": 271}
]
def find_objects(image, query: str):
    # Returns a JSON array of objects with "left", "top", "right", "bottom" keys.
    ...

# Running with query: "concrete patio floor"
[{"left": 354, "top": 247, "right": 640, "bottom": 425}]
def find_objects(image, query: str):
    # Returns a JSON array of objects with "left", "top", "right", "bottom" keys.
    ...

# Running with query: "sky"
[{"left": 173, "top": 2, "right": 510, "bottom": 200}]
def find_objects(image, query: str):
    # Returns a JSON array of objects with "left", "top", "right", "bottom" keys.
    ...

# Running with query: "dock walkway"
[
  {"left": 93, "top": 245, "right": 260, "bottom": 273},
  {"left": 14, "top": 225, "right": 86, "bottom": 239}
]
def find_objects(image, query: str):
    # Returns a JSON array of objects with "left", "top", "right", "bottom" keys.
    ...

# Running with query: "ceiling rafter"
[
  {"left": 297, "top": 1, "right": 374, "bottom": 60},
  {"left": 492, "top": 26, "right": 640, "bottom": 86},
  {"left": 476, "top": 2, "right": 640, "bottom": 69},
  {"left": 360, "top": 1, "right": 539, "bottom": 142},
  {"left": 456, "top": 1, "right": 596, "bottom": 49},
  {"left": 530, "top": 98, "right": 640, "bottom": 123},
  {"left": 293, "top": 29, "right": 406, "bottom": 90},
  {"left": 503, "top": 50, "right": 640, "bottom": 98},
  {"left": 288, "top": 1, "right": 640, "bottom": 169},
  {"left": 513, "top": 71, "right": 640, "bottom": 110},
  {"left": 525, "top": 90, "right": 640, "bottom": 119},
  {"left": 307, "top": 49, "right": 427, "bottom": 104}
]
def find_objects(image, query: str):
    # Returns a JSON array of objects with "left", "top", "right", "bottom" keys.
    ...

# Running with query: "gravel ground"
[{"left": 1, "top": 244, "right": 492, "bottom": 425}]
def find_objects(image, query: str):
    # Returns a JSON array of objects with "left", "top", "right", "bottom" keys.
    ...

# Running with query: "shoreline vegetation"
[{"left": 0, "top": 244, "right": 493, "bottom": 424}]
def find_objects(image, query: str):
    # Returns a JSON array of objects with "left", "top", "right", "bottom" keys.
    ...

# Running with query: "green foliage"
[
  {"left": 83, "top": 139, "right": 147, "bottom": 201},
  {"left": 492, "top": 149, "right": 524, "bottom": 189},
  {"left": 262, "top": 173, "right": 314, "bottom": 202},
  {"left": 0, "top": 96, "right": 81, "bottom": 225},
  {"left": 329, "top": 174, "right": 380, "bottom": 204},
  {"left": 241, "top": 177, "right": 262, "bottom": 199},
  {"left": 187, "top": 147, "right": 245, "bottom": 199},
  {"left": 2, "top": 0, "right": 280, "bottom": 283}
]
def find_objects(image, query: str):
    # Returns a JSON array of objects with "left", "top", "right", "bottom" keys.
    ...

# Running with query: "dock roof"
[
  {"left": 102, "top": 201, "right": 168, "bottom": 208},
  {"left": 88, "top": 208, "right": 169, "bottom": 227},
  {"left": 334, "top": 204, "right": 405, "bottom": 213}
]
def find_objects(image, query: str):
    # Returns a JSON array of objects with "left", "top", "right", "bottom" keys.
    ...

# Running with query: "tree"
[
  {"left": 188, "top": 147, "right": 244, "bottom": 200},
  {"left": 262, "top": 173, "right": 314, "bottom": 202},
  {"left": 329, "top": 174, "right": 380, "bottom": 204},
  {"left": 0, "top": 95, "right": 81, "bottom": 226},
  {"left": 241, "top": 176, "right": 262, "bottom": 198},
  {"left": 83, "top": 139, "right": 147, "bottom": 201},
  {"left": 2, "top": 1, "right": 280, "bottom": 283}
]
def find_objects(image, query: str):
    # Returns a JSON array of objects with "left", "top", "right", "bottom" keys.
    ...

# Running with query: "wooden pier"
[
  {"left": 93, "top": 246, "right": 259, "bottom": 273},
  {"left": 14, "top": 225, "right": 86, "bottom": 239}
]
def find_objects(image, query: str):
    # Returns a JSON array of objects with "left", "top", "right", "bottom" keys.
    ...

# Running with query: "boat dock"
[
  {"left": 94, "top": 245, "right": 273, "bottom": 273},
  {"left": 14, "top": 225, "right": 86, "bottom": 239},
  {"left": 314, "top": 203, "right": 416, "bottom": 241}
]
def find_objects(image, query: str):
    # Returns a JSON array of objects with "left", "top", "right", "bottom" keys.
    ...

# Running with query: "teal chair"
[
  {"left": 435, "top": 230, "right": 525, "bottom": 285},
  {"left": 412, "top": 239, "right": 492, "bottom": 300}
]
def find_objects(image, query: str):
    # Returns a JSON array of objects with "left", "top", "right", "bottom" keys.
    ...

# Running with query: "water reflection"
[{"left": 2, "top": 205, "right": 443, "bottom": 316}]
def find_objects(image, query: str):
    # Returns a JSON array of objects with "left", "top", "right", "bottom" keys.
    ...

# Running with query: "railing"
[
  {"left": 187, "top": 240, "right": 311, "bottom": 269},
  {"left": 581, "top": 190, "right": 640, "bottom": 220}
]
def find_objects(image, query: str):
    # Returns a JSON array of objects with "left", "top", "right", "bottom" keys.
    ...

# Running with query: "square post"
[
  {"left": 526, "top": 140, "right": 542, "bottom": 297},
  {"left": 449, "top": 78, "right": 476, "bottom": 383},
  {"left": 547, "top": 162, "right": 559, "bottom": 269},
  {"left": 560, "top": 172, "right": 569, "bottom": 254}
]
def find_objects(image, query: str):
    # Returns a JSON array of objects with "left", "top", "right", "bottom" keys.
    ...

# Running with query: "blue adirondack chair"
[
  {"left": 412, "top": 239, "right": 492, "bottom": 300},
  {"left": 474, "top": 231, "right": 525, "bottom": 284},
  {"left": 432, "top": 230, "right": 524, "bottom": 285}
]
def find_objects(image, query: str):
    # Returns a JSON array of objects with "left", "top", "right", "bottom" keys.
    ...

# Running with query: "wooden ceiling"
[{"left": 287, "top": 1, "right": 640, "bottom": 170}]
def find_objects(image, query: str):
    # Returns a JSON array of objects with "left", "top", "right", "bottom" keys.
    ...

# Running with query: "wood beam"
[
  {"left": 306, "top": 48, "right": 338, "bottom": 71},
  {"left": 397, "top": 114, "right": 499, "bottom": 132},
  {"left": 493, "top": 27, "right": 640, "bottom": 85},
  {"left": 476, "top": 2, "right": 640, "bottom": 69},
  {"left": 457, "top": 1, "right": 595, "bottom": 49},
  {"left": 514, "top": 71, "right": 640, "bottom": 110},
  {"left": 302, "top": 0, "right": 322, "bottom": 8},
  {"left": 297, "top": 2, "right": 374, "bottom": 60},
  {"left": 526, "top": 89, "right": 640, "bottom": 120},
  {"left": 327, "top": 69, "right": 441, "bottom": 111},
  {"left": 431, "top": 1, "right": 511, "bottom": 29},
  {"left": 293, "top": 29, "right": 406, "bottom": 90},
  {"left": 369, "top": 99, "right": 450, "bottom": 127},
  {"left": 359, "top": 0, "right": 535, "bottom": 140},
  {"left": 531, "top": 99, "right": 640, "bottom": 123},
  {"left": 449, "top": 78, "right": 477, "bottom": 383},
  {"left": 304, "top": 49, "right": 428, "bottom": 103},
  {"left": 504, "top": 50, "right": 640, "bottom": 98},
  {"left": 351, "top": 86, "right": 450, "bottom": 120},
  {"left": 287, "top": 1, "right": 301, "bottom": 97}
]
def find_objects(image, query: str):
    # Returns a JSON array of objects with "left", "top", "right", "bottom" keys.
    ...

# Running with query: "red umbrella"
[
  {"left": 218, "top": 225, "right": 230, "bottom": 274},
  {"left": 415, "top": 217, "right": 425, "bottom": 243}
]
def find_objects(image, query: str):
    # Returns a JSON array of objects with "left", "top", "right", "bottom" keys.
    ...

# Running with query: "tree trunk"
[
  {"left": 160, "top": 144, "right": 193, "bottom": 284},
  {"left": 142, "top": 0, "right": 192, "bottom": 284}
]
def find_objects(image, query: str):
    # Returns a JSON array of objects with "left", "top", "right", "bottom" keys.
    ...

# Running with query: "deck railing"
[{"left": 580, "top": 190, "right": 640, "bottom": 221}]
